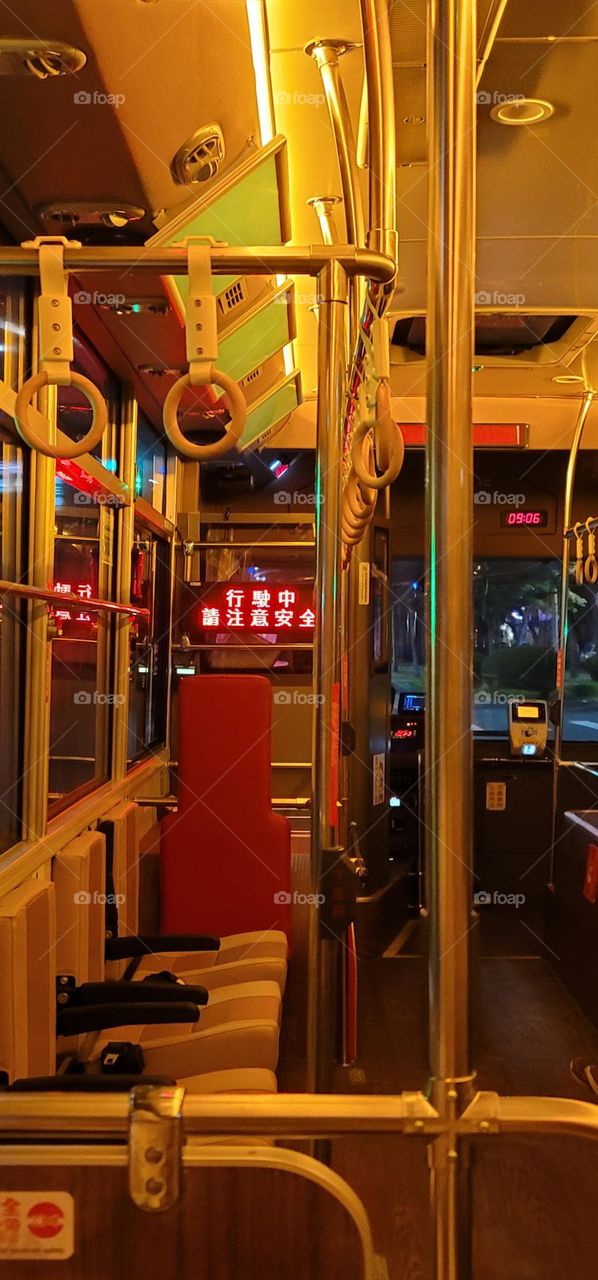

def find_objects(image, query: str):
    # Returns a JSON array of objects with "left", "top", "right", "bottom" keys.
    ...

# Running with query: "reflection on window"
[
  {"left": 135, "top": 414, "right": 166, "bottom": 513},
  {"left": 49, "top": 477, "right": 112, "bottom": 809},
  {"left": 128, "top": 526, "right": 169, "bottom": 763},
  {"left": 474, "top": 559, "right": 558, "bottom": 731},
  {"left": 58, "top": 337, "right": 119, "bottom": 470},
  {"left": 564, "top": 573, "right": 598, "bottom": 742},
  {"left": 0, "top": 443, "right": 25, "bottom": 851},
  {"left": 392, "top": 557, "right": 560, "bottom": 734},
  {"left": 391, "top": 559, "right": 425, "bottom": 700}
]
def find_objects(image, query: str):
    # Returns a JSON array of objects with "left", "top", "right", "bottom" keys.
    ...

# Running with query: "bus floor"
[{"left": 281, "top": 898, "right": 598, "bottom": 1279}]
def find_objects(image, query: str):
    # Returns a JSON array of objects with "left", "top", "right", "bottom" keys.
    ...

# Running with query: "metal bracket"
[
  {"left": 21, "top": 235, "right": 81, "bottom": 383},
  {"left": 179, "top": 235, "right": 224, "bottom": 385},
  {"left": 458, "top": 1090, "right": 502, "bottom": 1136},
  {"left": 129, "top": 1084, "right": 186, "bottom": 1212}
]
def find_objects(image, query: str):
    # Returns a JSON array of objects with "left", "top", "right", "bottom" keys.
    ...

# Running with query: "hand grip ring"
[
  {"left": 163, "top": 367, "right": 246, "bottom": 460},
  {"left": 15, "top": 369, "right": 107, "bottom": 460}
]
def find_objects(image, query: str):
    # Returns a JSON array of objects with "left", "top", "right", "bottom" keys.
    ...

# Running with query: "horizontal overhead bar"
[{"left": 0, "top": 245, "right": 396, "bottom": 284}]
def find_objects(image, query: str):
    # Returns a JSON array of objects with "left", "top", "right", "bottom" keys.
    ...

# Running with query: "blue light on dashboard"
[{"left": 521, "top": 744, "right": 537, "bottom": 756}]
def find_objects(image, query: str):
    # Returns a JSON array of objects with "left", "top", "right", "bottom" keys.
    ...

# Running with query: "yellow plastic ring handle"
[
  {"left": 352, "top": 397, "right": 405, "bottom": 490},
  {"left": 163, "top": 368, "right": 247, "bottom": 460},
  {"left": 585, "top": 556, "right": 598, "bottom": 585},
  {"left": 345, "top": 468, "right": 377, "bottom": 521},
  {"left": 573, "top": 521, "right": 586, "bottom": 585},
  {"left": 372, "top": 382, "right": 397, "bottom": 474},
  {"left": 15, "top": 369, "right": 108, "bottom": 460}
]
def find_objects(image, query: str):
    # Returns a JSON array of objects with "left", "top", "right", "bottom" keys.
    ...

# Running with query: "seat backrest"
[
  {"left": 0, "top": 880, "right": 55, "bottom": 1082},
  {"left": 161, "top": 675, "right": 292, "bottom": 938},
  {"left": 53, "top": 832, "right": 106, "bottom": 985}
]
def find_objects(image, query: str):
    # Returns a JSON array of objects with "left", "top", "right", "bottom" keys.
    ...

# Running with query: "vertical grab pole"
[
  {"left": 425, "top": 1, "right": 476, "bottom": 1277},
  {"left": 308, "top": 261, "right": 349, "bottom": 1095},
  {"left": 549, "top": 389, "right": 594, "bottom": 882}
]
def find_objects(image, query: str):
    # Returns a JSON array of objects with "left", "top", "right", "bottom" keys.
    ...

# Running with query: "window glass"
[
  {"left": 57, "top": 334, "right": 119, "bottom": 472},
  {"left": 128, "top": 525, "right": 170, "bottom": 762},
  {"left": 473, "top": 559, "right": 559, "bottom": 731},
  {"left": 49, "top": 476, "right": 112, "bottom": 808},
  {"left": 392, "top": 557, "right": 560, "bottom": 733},
  {"left": 0, "top": 284, "right": 27, "bottom": 851},
  {"left": 564, "top": 573, "right": 598, "bottom": 741},
  {"left": 0, "top": 442, "right": 26, "bottom": 851},
  {"left": 135, "top": 414, "right": 167, "bottom": 513}
]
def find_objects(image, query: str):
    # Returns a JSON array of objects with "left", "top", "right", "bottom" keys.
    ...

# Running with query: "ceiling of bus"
[{"left": 1, "top": 1, "right": 598, "bottom": 450}]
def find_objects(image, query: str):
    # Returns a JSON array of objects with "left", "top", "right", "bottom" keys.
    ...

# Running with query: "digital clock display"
[{"left": 500, "top": 510, "right": 549, "bottom": 529}]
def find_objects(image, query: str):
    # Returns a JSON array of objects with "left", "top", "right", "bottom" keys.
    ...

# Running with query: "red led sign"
[
  {"left": 399, "top": 423, "right": 527, "bottom": 448},
  {"left": 500, "top": 510, "right": 548, "bottom": 528},
  {"left": 195, "top": 583, "right": 315, "bottom": 640}
]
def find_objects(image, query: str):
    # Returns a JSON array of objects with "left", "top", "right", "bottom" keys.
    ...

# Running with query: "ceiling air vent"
[
  {"left": 241, "top": 366, "right": 262, "bottom": 388},
  {"left": 0, "top": 40, "right": 86, "bottom": 78},
  {"left": 217, "top": 280, "right": 248, "bottom": 316},
  {"left": 393, "top": 315, "right": 577, "bottom": 358},
  {"left": 171, "top": 124, "right": 225, "bottom": 186},
  {"left": 37, "top": 203, "right": 145, "bottom": 231}
]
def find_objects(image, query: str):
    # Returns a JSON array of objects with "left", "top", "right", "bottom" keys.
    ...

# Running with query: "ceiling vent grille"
[
  {"left": 241, "top": 366, "right": 262, "bottom": 388},
  {"left": 38, "top": 203, "right": 145, "bottom": 230},
  {"left": 217, "top": 280, "right": 247, "bottom": 315}
]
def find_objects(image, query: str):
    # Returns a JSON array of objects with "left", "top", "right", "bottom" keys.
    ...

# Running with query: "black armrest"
[
  {"left": 68, "top": 981, "right": 209, "bottom": 1007},
  {"left": 57, "top": 1001, "right": 200, "bottom": 1037},
  {"left": 105, "top": 934, "right": 220, "bottom": 961},
  {"left": 8, "top": 1075, "right": 176, "bottom": 1091}
]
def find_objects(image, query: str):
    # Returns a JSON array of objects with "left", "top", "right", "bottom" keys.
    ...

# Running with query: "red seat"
[{"left": 161, "top": 676, "right": 292, "bottom": 940}]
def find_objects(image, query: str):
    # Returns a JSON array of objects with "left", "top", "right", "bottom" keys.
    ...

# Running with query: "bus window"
[
  {"left": 392, "top": 556, "right": 560, "bottom": 732},
  {"left": 49, "top": 477, "right": 113, "bottom": 810},
  {"left": 563, "top": 576, "right": 598, "bottom": 742},
  {"left": 127, "top": 525, "right": 170, "bottom": 763},
  {"left": 58, "top": 336, "right": 120, "bottom": 474},
  {"left": 0, "top": 441, "right": 26, "bottom": 851},
  {"left": 135, "top": 413, "right": 167, "bottom": 514},
  {"left": 473, "top": 559, "right": 559, "bottom": 732}
]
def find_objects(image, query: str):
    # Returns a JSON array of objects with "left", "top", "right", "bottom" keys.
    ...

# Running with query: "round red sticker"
[{"left": 27, "top": 1202, "right": 64, "bottom": 1239}]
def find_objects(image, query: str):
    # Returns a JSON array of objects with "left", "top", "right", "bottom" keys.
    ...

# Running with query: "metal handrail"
[
  {"left": 0, "top": 244, "right": 395, "bottom": 283},
  {"left": 0, "top": 579, "right": 149, "bottom": 617},
  {"left": 3, "top": 1089, "right": 598, "bottom": 1146}
]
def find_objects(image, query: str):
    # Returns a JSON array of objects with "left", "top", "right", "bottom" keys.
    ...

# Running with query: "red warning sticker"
[{"left": 0, "top": 1192, "right": 73, "bottom": 1260}]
